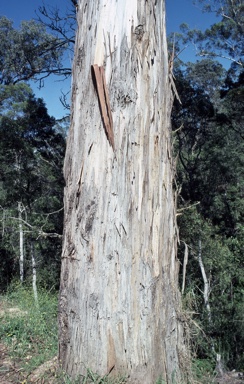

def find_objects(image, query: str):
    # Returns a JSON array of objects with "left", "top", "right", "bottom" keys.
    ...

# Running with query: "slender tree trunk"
[
  {"left": 198, "top": 240, "right": 220, "bottom": 363},
  {"left": 1, "top": 209, "right": 5, "bottom": 237},
  {"left": 59, "top": 1, "right": 187, "bottom": 383},
  {"left": 30, "top": 240, "right": 38, "bottom": 305},
  {"left": 198, "top": 240, "right": 212, "bottom": 323},
  {"left": 181, "top": 242, "right": 189, "bottom": 295},
  {"left": 18, "top": 201, "right": 24, "bottom": 283}
]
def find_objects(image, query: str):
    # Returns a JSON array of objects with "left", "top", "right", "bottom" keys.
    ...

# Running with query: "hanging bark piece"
[{"left": 92, "top": 64, "right": 115, "bottom": 150}]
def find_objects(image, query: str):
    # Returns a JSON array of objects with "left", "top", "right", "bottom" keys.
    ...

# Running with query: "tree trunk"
[
  {"left": 198, "top": 240, "right": 212, "bottom": 324},
  {"left": 30, "top": 240, "right": 38, "bottom": 305},
  {"left": 18, "top": 201, "right": 24, "bottom": 283},
  {"left": 59, "top": 1, "right": 187, "bottom": 383}
]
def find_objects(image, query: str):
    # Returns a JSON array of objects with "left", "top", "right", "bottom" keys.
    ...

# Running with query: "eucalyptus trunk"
[
  {"left": 18, "top": 201, "right": 24, "bottom": 283},
  {"left": 59, "top": 1, "right": 187, "bottom": 382},
  {"left": 30, "top": 240, "right": 38, "bottom": 305},
  {"left": 198, "top": 239, "right": 212, "bottom": 324}
]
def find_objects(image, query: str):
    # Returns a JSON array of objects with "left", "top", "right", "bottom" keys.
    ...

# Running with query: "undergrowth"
[
  {"left": 0, "top": 282, "right": 58, "bottom": 374},
  {"left": 191, "top": 359, "right": 216, "bottom": 384}
]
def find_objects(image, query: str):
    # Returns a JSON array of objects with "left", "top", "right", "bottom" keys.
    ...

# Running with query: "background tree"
[
  {"left": 35, "top": 1, "right": 76, "bottom": 53},
  {"left": 0, "top": 2, "right": 74, "bottom": 291},
  {"left": 0, "top": 16, "right": 70, "bottom": 86},
  {"left": 170, "top": 3, "right": 244, "bottom": 368},
  {"left": 0, "top": 84, "right": 65, "bottom": 291},
  {"left": 35, "top": 0, "right": 77, "bottom": 108},
  {"left": 58, "top": 1, "right": 189, "bottom": 383},
  {"left": 181, "top": 0, "right": 243, "bottom": 66}
]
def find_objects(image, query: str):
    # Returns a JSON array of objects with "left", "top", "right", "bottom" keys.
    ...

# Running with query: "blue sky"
[{"left": 0, "top": 0, "right": 218, "bottom": 119}]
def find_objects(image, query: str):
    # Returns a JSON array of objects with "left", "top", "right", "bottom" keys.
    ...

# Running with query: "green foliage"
[
  {"left": 183, "top": 59, "right": 226, "bottom": 102},
  {"left": 177, "top": 207, "right": 244, "bottom": 365},
  {"left": 172, "top": 17, "right": 244, "bottom": 368},
  {"left": 0, "top": 82, "right": 32, "bottom": 116},
  {"left": 181, "top": 0, "right": 243, "bottom": 66},
  {"left": 192, "top": 359, "right": 215, "bottom": 383},
  {"left": 0, "top": 83, "right": 65, "bottom": 290},
  {"left": 0, "top": 16, "right": 68, "bottom": 85},
  {"left": 48, "top": 369, "right": 127, "bottom": 384},
  {"left": 76, "top": 369, "right": 127, "bottom": 383},
  {"left": 0, "top": 283, "right": 58, "bottom": 372}
]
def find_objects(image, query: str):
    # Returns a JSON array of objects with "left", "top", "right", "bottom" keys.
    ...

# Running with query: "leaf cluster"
[
  {"left": 0, "top": 16, "right": 70, "bottom": 85},
  {"left": 175, "top": 0, "right": 244, "bottom": 66}
]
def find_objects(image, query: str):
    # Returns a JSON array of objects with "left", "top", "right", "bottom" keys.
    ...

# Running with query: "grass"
[
  {"left": 67, "top": 368, "right": 128, "bottom": 383},
  {"left": 191, "top": 359, "right": 216, "bottom": 384},
  {"left": 0, "top": 282, "right": 58, "bottom": 375}
]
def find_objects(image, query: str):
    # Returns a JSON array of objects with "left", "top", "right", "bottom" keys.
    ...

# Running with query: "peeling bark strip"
[{"left": 92, "top": 64, "right": 115, "bottom": 150}]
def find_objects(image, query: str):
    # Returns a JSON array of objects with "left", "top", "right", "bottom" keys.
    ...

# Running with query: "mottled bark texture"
[{"left": 59, "top": 1, "right": 187, "bottom": 383}]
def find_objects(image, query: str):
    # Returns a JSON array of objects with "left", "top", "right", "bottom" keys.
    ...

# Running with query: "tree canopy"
[
  {"left": 0, "top": 16, "right": 70, "bottom": 85},
  {"left": 180, "top": 0, "right": 243, "bottom": 66}
]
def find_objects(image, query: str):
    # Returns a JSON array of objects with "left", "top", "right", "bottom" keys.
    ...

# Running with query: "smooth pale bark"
[
  {"left": 30, "top": 240, "right": 38, "bottom": 305},
  {"left": 198, "top": 240, "right": 212, "bottom": 324},
  {"left": 181, "top": 242, "right": 189, "bottom": 295},
  {"left": 198, "top": 240, "right": 217, "bottom": 358},
  {"left": 18, "top": 201, "right": 24, "bottom": 283},
  {"left": 59, "top": 1, "right": 187, "bottom": 383}
]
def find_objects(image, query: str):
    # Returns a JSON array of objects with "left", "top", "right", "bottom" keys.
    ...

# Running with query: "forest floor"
[
  {"left": 0, "top": 340, "right": 58, "bottom": 383},
  {"left": 0, "top": 294, "right": 243, "bottom": 384},
  {"left": 1, "top": 340, "right": 244, "bottom": 384},
  {"left": 0, "top": 291, "right": 61, "bottom": 383}
]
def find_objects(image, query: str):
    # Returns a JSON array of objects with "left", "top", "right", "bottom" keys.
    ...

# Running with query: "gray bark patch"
[{"left": 85, "top": 200, "right": 97, "bottom": 233}]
